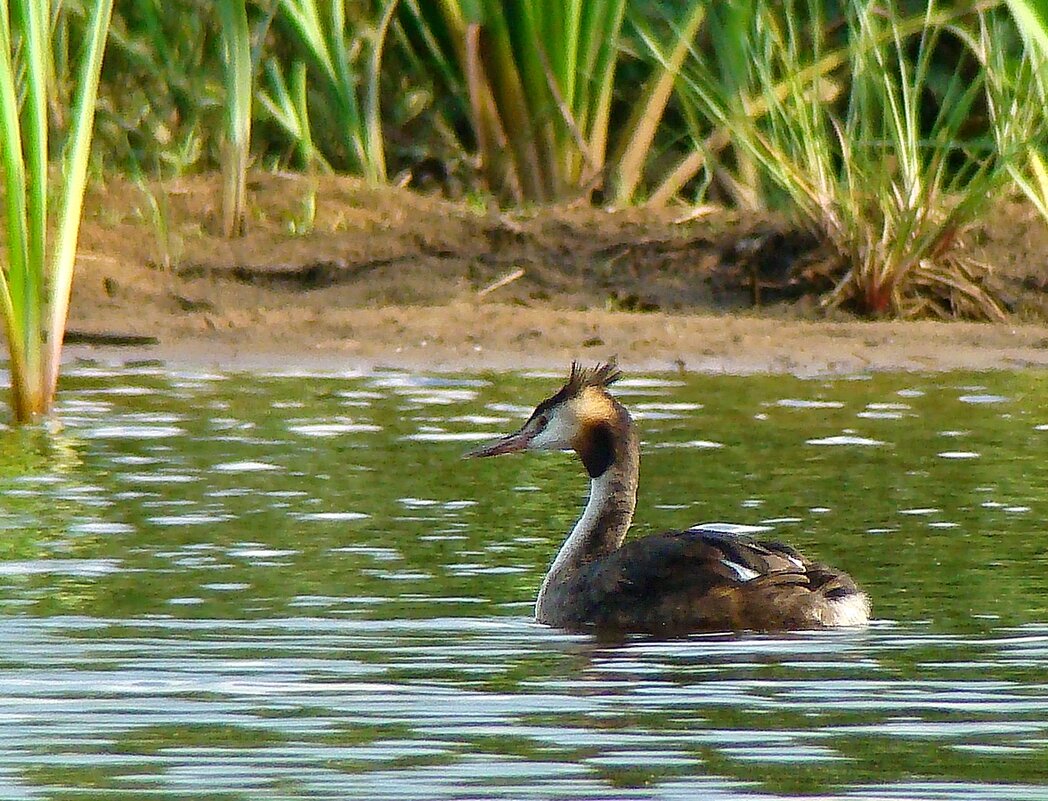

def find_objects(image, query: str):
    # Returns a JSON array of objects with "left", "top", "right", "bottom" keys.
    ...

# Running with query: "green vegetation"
[
  {"left": 217, "top": 0, "right": 252, "bottom": 237},
  {"left": 396, "top": 1, "right": 709, "bottom": 205},
  {"left": 272, "top": 0, "right": 398, "bottom": 181},
  {"left": 1000, "top": 0, "right": 1048, "bottom": 221},
  {"left": 71, "top": 2, "right": 1046, "bottom": 214},
  {"left": 1, "top": 1, "right": 1048, "bottom": 422},
  {"left": 399, "top": 0, "right": 630, "bottom": 203},
  {"left": 0, "top": 0, "right": 113, "bottom": 422},
  {"left": 671, "top": 1, "right": 1022, "bottom": 318}
]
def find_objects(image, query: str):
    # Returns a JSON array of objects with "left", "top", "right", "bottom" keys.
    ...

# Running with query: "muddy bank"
[
  {"left": 66, "top": 173, "right": 1048, "bottom": 374},
  {"left": 64, "top": 303, "right": 1048, "bottom": 376}
]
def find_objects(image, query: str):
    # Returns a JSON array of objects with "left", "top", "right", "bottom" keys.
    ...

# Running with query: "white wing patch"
[
  {"left": 687, "top": 522, "right": 773, "bottom": 536},
  {"left": 721, "top": 559, "right": 761, "bottom": 582}
]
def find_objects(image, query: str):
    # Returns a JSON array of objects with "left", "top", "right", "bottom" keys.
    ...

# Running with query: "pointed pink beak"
[{"left": 463, "top": 427, "right": 534, "bottom": 458}]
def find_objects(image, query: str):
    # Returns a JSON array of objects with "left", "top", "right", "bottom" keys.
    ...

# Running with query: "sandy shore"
[{"left": 65, "top": 302, "right": 1048, "bottom": 375}]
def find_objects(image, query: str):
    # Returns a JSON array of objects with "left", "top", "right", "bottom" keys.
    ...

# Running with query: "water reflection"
[{"left": 0, "top": 365, "right": 1045, "bottom": 799}]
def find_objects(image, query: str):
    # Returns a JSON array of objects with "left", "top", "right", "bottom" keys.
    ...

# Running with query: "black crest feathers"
[
  {"left": 532, "top": 361, "right": 622, "bottom": 418},
  {"left": 563, "top": 361, "right": 622, "bottom": 398}
]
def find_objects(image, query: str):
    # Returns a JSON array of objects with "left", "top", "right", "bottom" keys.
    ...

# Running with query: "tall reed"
[
  {"left": 218, "top": 0, "right": 252, "bottom": 237},
  {"left": 0, "top": 0, "right": 114, "bottom": 421},
  {"left": 400, "top": 0, "right": 704, "bottom": 204}
]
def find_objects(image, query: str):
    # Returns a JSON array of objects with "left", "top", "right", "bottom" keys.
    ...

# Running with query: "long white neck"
[
  {"left": 547, "top": 471, "right": 618, "bottom": 574},
  {"left": 535, "top": 451, "right": 638, "bottom": 620}
]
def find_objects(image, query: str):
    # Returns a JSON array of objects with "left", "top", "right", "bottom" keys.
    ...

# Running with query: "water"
[{"left": 1, "top": 363, "right": 1047, "bottom": 800}]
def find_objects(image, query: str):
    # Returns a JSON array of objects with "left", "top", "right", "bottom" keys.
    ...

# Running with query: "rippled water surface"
[{"left": 1, "top": 364, "right": 1047, "bottom": 800}]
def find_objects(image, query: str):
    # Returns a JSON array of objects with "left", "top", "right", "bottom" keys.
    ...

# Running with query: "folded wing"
[{"left": 572, "top": 525, "right": 861, "bottom": 633}]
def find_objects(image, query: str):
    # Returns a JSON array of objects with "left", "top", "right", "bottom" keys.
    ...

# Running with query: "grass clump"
[{"left": 673, "top": 0, "right": 1027, "bottom": 320}]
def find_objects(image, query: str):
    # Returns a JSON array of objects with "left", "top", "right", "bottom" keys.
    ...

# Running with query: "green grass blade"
[
  {"left": 1006, "top": 0, "right": 1048, "bottom": 59},
  {"left": 1003, "top": 0, "right": 1048, "bottom": 218},
  {"left": 43, "top": 0, "right": 115, "bottom": 405},
  {"left": 278, "top": 0, "right": 385, "bottom": 180},
  {"left": 610, "top": 3, "right": 707, "bottom": 205},
  {"left": 578, "top": 0, "right": 625, "bottom": 171},
  {"left": 17, "top": 0, "right": 48, "bottom": 400},
  {"left": 364, "top": 0, "right": 400, "bottom": 185},
  {"left": 463, "top": 20, "right": 521, "bottom": 201},
  {"left": 0, "top": 0, "right": 28, "bottom": 301},
  {"left": 0, "top": 0, "right": 31, "bottom": 418},
  {"left": 328, "top": 0, "right": 367, "bottom": 174},
  {"left": 218, "top": 0, "right": 251, "bottom": 237},
  {"left": 481, "top": 3, "right": 548, "bottom": 199},
  {"left": 259, "top": 58, "right": 302, "bottom": 139}
]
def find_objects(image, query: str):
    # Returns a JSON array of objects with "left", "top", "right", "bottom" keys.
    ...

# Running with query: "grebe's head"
[{"left": 465, "top": 362, "right": 625, "bottom": 477}]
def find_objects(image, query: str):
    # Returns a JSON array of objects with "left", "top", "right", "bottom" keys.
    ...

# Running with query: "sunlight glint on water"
[{"left": 0, "top": 365, "right": 1045, "bottom": 799}]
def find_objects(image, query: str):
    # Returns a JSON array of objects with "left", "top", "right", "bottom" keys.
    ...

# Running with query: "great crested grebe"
[{"left": 466, "top": 363, "right": 870, "bottom": 635}]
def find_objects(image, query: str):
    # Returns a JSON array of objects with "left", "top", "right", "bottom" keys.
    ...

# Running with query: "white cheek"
[{"left": 530, "top": 414, "right": 574, "bottom": 451}]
